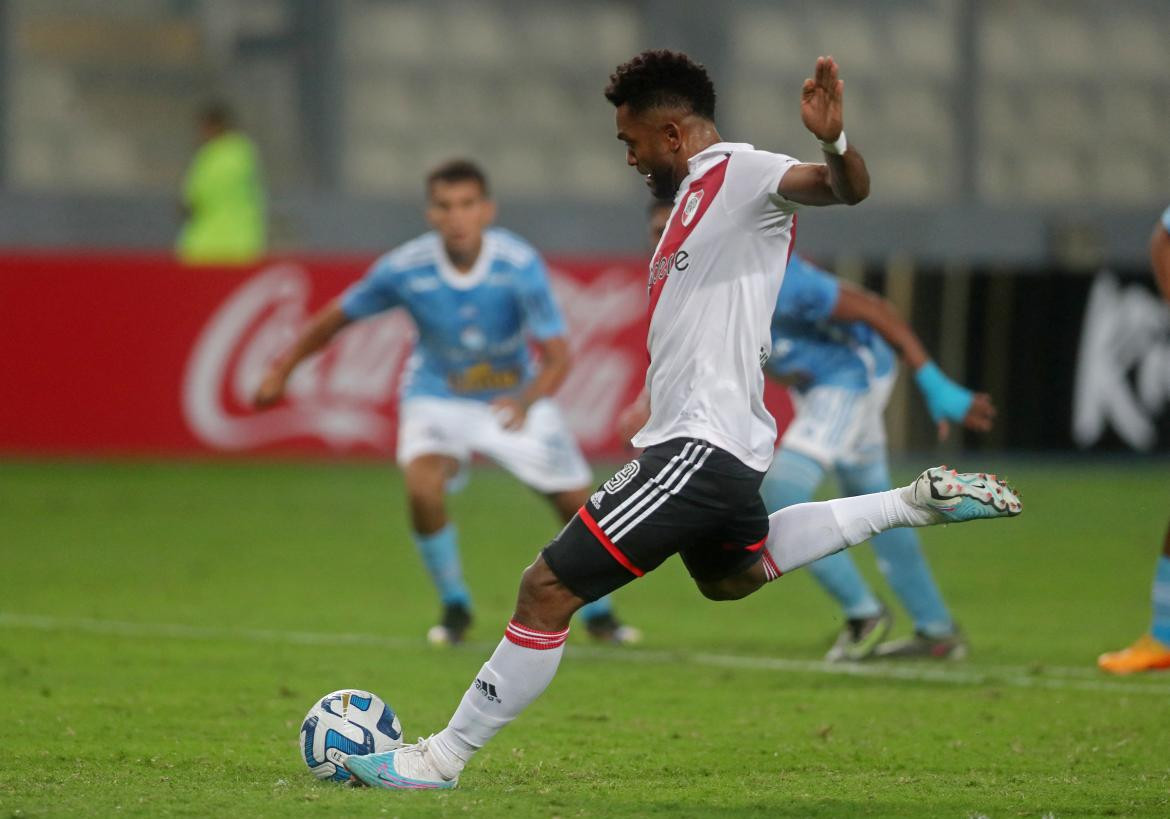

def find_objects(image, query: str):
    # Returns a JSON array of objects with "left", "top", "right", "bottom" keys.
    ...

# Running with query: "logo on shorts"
[
  {"left": 681, "top": 190, "right": 704, "bottom": 227},
  {"left": 603, "top": 461, "right": 640, "bottom": 494},
  {"left": 590, "top": 490, "right": 605, "bottom": 509}
]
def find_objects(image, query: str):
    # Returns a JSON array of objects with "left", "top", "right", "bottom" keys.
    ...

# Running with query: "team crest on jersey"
[
  {"left": 680, "top": 190, "right": 704, "bottom": 227},
  {"left": 603, "top": 461, "right": 640, "bottom": 494}
]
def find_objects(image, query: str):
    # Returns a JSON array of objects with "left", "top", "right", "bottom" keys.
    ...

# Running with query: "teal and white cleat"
[
  {"left": 344, "top": 738, "right": 459, "bottom": 790},
  {"left": 905, "top": 466, "right": 1022, "bottom": 523}
]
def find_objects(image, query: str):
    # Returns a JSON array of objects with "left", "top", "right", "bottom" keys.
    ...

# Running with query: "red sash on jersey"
[{"left": 646, "top": 155, "right": 730, "bottom": 321}]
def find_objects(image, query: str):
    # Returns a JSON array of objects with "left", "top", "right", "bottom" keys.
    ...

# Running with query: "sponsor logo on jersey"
[
  {"left": 603, "top": 460, "right": 640, "bottom": 494},
  {"left": 681, "top": 190, "right": 704, "bottom": 227},
  {"left": 590, "top": 490, "right": 605, "bottom": 509},
  {"left": 448, "top": 362, "right": 522, "bottom": 393},
  {"left": 647, "top": 249, "right": 689, "bottom": 293}
]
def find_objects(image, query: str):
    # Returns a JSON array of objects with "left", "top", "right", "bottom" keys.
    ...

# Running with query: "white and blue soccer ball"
[{"left": 299, "top": 689, "right": 403, "bottom": 782}]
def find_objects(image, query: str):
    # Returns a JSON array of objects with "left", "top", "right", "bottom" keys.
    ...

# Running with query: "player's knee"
[
  {"left": 697, "top": 574, "right": 761, "bottom": 601},
  {"left": 515, "top": 556, "right": 581, "bottom": 630},
  {"left": 404, "top": 462, "right": 446, "bottom": 507}
]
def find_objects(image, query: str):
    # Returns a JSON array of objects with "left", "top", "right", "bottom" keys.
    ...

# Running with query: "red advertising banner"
[{"left": 0, "top": 253, "right": 792, "bottom": 459}]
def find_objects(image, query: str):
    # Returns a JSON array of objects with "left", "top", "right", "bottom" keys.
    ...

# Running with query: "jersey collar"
[
  {"left": 435, "top": 232, "right": 494, "bottom": 290},
  {"left": 677, "top": 142, "right": 753, "bottom": 200},
  {"left": 685, "top": 142, "right": 753, "bottom": 176}
]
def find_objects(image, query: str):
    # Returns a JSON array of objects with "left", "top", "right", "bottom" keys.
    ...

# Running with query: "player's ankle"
[{"left": 427, "top": 730, "right": 472, "bottom": 778}]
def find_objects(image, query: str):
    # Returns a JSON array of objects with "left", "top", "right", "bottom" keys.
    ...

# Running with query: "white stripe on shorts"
[
  {"left": 600, "top": 442, "right": 705, "bottom": 535},
  {"left": 598, "top": 441, "right": 694, "bottom": 528},
  {"left": 610, "top": 445, "right": 713, "bottom": 543}
]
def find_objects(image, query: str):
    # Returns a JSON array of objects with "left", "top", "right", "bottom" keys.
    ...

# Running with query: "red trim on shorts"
[
  {"left": 744, "top": 537, "right": 766, "bottom": 552},
  {"left": 577, "top": 506, "right": 645, "bottom": 578},
  {"left": 505, "top": 619, "right": 569, "bottom": 650}
]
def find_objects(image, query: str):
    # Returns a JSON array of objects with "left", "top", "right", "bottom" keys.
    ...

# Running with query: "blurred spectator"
[{"left": 176, "top": 102, "right": 266, "bottom": 265}]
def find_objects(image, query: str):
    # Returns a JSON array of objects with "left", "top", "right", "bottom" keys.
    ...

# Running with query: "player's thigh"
[
  {"left": 835, "top": 450, "right": 895, "bottom": 497},
  {"left": 478, "top": 399, "right": 592, "bottom": 494},
  {"left": 541, "top": 439, "right": 718, "bottom": 602},
  {"left": 679, "top": 460, "right": 771, "bottom": 588},
  {"left": 403, "top": 453, "right": 462, "bottom": 501}
]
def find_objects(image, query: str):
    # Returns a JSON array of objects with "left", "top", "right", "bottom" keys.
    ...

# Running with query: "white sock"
[
  {"left": 428, "top": 620, "right": 567, "bottom": 777},
  {"left": 762, "top": 489, "right": 933, "bottom": 578}
]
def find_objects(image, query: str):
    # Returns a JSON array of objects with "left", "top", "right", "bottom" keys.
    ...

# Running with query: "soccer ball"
[{"left": 299, "top": 689, "right": 403, "bottom": 782}]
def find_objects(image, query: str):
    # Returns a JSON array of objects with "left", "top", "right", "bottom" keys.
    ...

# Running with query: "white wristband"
[{"left": 819, "top": 131, "right": 847, "bottom": 155}]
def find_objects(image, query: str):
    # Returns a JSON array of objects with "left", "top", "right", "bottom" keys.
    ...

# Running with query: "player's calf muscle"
[{"left": 513, "top": 556, "right": 582, "bottom": 630}]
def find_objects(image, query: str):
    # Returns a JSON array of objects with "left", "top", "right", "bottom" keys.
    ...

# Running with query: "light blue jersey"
[
  {"left": 341, "top": 227, "right": 565, "bottom": 402},
  {"left": 767, "top": 255, "right": 895, "bottom": 392},
  {"left": 1162, "top": 204, "right": 1170, "bottom": 233}
]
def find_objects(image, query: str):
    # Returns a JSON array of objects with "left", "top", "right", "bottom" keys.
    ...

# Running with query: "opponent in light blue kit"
[
  {"left": 763, "top": 254, "right": 997, "bottom": 660},
  {"left": 255, "top": 160, "right": 639, "bottom": 646},
  {"left": 1097, "top": 203, "right": 1170, "bottom": 674}
]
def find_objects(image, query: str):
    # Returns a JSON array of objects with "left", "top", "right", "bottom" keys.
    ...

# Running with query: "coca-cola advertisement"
[{"left": 0, "top": 252, "right": 793, "bottom": 459}]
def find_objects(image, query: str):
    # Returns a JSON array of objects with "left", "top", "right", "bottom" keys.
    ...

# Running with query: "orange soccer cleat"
[{"left": 1097, "top": 634, "right": 1170, "bottom": 675}]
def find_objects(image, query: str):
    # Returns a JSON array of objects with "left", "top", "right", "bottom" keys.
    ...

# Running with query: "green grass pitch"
[{"left": 1, "top": 458, "right": 1169, "bottom": 817}]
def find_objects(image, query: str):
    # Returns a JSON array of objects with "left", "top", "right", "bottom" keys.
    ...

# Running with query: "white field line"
[{"left": 3, "top": 612, "right": 1170, "bottom": 697}]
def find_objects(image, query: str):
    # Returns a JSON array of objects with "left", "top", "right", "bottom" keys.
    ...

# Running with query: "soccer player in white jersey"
[
  {"left": 1098, "top": 203, "right": 1170, "bottom": 674},
  {"left": 344, "top": 50, "right": 1021, "bottom": 790},
  {"left": 642, "top": 202, "right": 995, "bottom": 661},
  {"left": 253, "top": 159, "right": 639, "bottom": 646}
]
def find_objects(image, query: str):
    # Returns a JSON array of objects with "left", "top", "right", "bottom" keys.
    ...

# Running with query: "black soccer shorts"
[{"left": 542, "top": 437, "right": 770, "bottom": 602}]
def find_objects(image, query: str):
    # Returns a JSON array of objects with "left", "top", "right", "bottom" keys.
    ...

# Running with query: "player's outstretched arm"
[
  {"left": 1150, "top": 220, "right": 1170, "bottom": 304},
  {"left": 831, "top": 282, "right": 996, "bottom": 440},
  {"left": 253, "top": 300, "right": 352, "bottom": 409},
  {"left": 777, "top": 56, "right": 870, "bottom": 207}
]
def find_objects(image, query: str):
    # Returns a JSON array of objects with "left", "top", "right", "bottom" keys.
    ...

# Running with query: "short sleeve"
[
  {"left": 1161, "top": 204, "right": 1170, "bottom": 234},
  {"left": 722, "top": 150, "right": 802, "bottom": 232},
  {"left": 340, "top": 257, "right": 402, "bottom": 320},
  {"left": 776, "top": 256, "right": 839, "bottom": 322},
  {"left": 517, "top": 254, "right": 566, "bottom": 340}
]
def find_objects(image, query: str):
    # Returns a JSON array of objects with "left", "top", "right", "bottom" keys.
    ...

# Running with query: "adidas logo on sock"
[{"left": 474, "top": 678, "right": 501, "bottom": 703}]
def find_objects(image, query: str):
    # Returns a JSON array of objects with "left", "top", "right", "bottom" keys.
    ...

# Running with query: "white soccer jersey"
[{"left": 632, "top": 142, "right": 800, "bottom": 472}]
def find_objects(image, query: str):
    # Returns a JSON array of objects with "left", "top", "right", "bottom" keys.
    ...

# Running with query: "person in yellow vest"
[{"left": 177, "top": 102, "right": 266, "bottom": 265}]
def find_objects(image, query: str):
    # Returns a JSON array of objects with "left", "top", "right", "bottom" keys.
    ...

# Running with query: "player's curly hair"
[{"left": 604, "top": 50, "right": 716, "bottom": 120}]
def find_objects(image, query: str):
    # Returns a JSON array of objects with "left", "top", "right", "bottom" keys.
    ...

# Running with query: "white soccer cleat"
[
  {"left": 903, "top": 466, "right": 1022, "bottom": 524},
  {"left": 344, "top": 736, "right": 459, "bottom": 790}
]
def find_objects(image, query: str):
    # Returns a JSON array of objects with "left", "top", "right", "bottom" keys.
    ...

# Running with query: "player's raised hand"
[
  {"left": 253, "top": 367, "right": 288, "bottom": 410},
  {"left": 801, "top": 56, "right": 845, "bottom": 142},
  {"left": 962, "top": 392, "right": 997, "bottom": 434},
  {"left": 937, "top": 392, "right": 997, "bottom": 442}
]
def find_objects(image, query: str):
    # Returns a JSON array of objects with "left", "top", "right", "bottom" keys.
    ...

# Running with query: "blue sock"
[
  {"left": 578, "top": 597, "right": 614, "bottom": 623},
  {"left": 838, "top": 459, "right": 954, "bottom": 637},
  {"left": 412, "top": 524, "right": 471, "bottom": 608},
  {"left": 762, "top": 449, "right": 882, "bottom": 620},
  {"left": 1151, "top": 555, "right": 1170, "bottom": 646}
]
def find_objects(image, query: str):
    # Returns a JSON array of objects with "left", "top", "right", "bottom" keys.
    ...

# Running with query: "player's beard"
[{"left": 646, "top": 165, "right": 678, "bottom": 200}]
